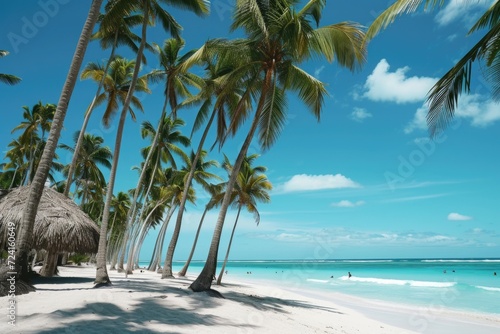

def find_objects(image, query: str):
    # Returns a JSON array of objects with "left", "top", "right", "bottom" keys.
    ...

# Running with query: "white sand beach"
[{"left": 1, "top": 265, "right": 499, "bottom": 334}]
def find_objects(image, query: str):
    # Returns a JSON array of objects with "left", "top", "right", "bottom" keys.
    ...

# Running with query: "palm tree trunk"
[
  {"left": 94, "top": 4, "right": 149, "bottom": 287},
  {"left": 39, "top": 252, "right": 59, "bottom": 277},
  {"left": 163, "top": 108, "right": 217, "bottom": 278},
  {"left": 178, "top": 205, "right": 208, "bottom": 277},
  {"left": 0, "top": 0, "right": 103, "bottom": 297},
  {"left": 64, "top": 32, "right": 119, "bottom": 198},
  {"left": 189, "top": 70, "right": 273, "bottom": 292},
  {"left": 216, "top": 206, "right": 241, "bottom": 285}
]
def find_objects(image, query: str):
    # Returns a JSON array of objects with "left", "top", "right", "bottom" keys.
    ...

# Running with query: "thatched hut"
[{"left": 0, "top": 186, "right": 99, "bottom": 276}]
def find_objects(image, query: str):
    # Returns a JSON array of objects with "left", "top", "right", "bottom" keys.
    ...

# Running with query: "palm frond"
[
  {"left": 364, "top": 0, "right": 445, "bottom": 42},
  {"left": 427, "top": 23, "right": 500, "bottom": 135}
]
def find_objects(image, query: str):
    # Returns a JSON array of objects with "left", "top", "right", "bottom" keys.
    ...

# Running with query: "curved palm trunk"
[
  {"left": 64, "top": 31, "right": 119, "bottom": 198},
  {"left": 190, "top": 70, "right": 273, "bottom": 292},
  {"left": 124, "top": 101, "right": 168, "bottom": 275},
  {"left": 162, "top": 108, "right": 218, "bottom": 278},
  {"left": 0, "top": 0, "right": 102, "bottom": 297},
  {"left": 189, "top": 115, "right": 260, "bottom": 291},
  {"left": 94, "top": 4, "right": 149, "bottom": 287},
  {"left": 95, "top": 106, "right": 128, "bottom": 285},
  {"left": 216, "top": 206, "right": 241, "bottom": 285},
  {"left": 147, "top": 199, "right": 176, "bottom": 271},
  {"left": 178, "top": 205, "right": 209, "bottom": 277}
]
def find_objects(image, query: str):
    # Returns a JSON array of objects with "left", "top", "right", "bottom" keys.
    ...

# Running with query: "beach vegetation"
[
  {"left": 189, "top": 0, "right": 366, "bottom": 292},
  {"left": 366, "top": 0, "right": 500, "bottom": 136}
]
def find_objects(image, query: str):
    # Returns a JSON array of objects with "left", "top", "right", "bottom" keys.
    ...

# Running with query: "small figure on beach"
[
  {"left": 348, "top": 272, "right": 352, "bottom": 278},
  {"left": 443, "top": 270, "right": 447, "bottom": 274}
]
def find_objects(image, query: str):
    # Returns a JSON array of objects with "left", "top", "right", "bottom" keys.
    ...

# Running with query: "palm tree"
[
  {"left": 96, "top": 0, "right": 208, "bottom": 278},
  {"left": 0, "top": 50, "right": 21, "bottom": 85},
  {"left": 169, "top": 48, "right": 251, "bottom": 278},
  {"left": 64, "top": 3, "right": 149, "bottom": 197},
  {"left": 189, "top": 0, "right": 366, "bottom": 292},
  {"left": 60, "top": 132, "right": 112, "bottom": 202},
  {"left": 0, "top": 0, "right": 104, "bottom": 296},
  {"left": 11, "top": 102, "right": 56, "bottom": 185},
  {"left": 216, "top": 154, "right": 271, "bottom": 284},
  {"left": 119, "top": 116, "right": 190, "bottom": 273},
  {"left": 92, "top": 57, "right": 151, "bottom": 286},
  {"left": 121, "top": 38, "right": 202, "bottom": 274},
  {"left": 177, "top": 181, "right": 225, "bottom": 277},
  {"left": 365, "top": 0, "right": 500, "bottom": 135},
  {"left": 161, "top": 150, "right": 220, "bottom": 278}
]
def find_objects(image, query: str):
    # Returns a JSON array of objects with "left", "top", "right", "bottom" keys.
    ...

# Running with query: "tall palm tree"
[
  {"left": 189, "top": 0, "right": 366, "bottom": 292},
  {"left": 161, "top": 150, "right": 220, "bottom": 278},
  {"left": 96, "top": 0, "right": 209, "bottom": 279},
  {"left": 169, "top": 48, "right": 252, "bottom": 278},
  {"left": 216, "top": 154, "right": 271, "bottom": 284},
  {"left": 177, "top": 181, "right": 225, "bottom": 277},
  {"left": 119, "top": 116, "right": 190, "bottom": 273},
  {"left": 92, "top": 57, "right": 151, "bottom": 286},
  {"left": 0, "top": 0, "right": 104, "bottom": 297},
  {"left": 64, "top": 4, "right": 149, "bottom": 197},
  {"left": 122, "top": 38, "right": 202, "bottom": 274},
  {"left": 365, "top": 0, "right": 500, "bottom": 135},
  {"left": 0, "top": 50, "right": 21, "bottom": 85}
]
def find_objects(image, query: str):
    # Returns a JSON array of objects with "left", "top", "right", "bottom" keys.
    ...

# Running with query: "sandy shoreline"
[{"left": 0, "top": 265, "right": 499, "bottom": 333}]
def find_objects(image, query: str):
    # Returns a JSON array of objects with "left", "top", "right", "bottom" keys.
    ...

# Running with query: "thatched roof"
[{"left": 0, "top": 186, "right": 99, "bottom": 253}]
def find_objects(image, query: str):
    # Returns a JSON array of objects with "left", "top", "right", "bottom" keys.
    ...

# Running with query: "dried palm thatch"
[{"left": 0, "top": 186, "right": 99, "bottom": 253}]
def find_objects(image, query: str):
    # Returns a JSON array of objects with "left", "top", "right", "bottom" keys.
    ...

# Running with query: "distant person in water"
[
  {"left": 348, "top": 272, "right": 352, "bottom": 278},
  {"left": 495, "top": 272, "right": 497, "bottom": 276}
]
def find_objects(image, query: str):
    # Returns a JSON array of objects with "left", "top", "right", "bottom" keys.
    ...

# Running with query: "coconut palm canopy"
[{"left": 0, "top": 186, "right": 99, "bottom": 253}]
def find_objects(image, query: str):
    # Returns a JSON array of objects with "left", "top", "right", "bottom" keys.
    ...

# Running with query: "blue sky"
[{"left": 1, "top": 0, "right": 499, "bottom": 261}]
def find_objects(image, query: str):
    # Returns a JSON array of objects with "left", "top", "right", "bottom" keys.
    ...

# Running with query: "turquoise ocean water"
[{"left": 140, "top": 258, "right": 500, "bottom": 315}]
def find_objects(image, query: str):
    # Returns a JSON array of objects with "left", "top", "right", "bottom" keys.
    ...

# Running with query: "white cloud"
[
  {"left": 282, "top": 174, "right": 360, "bottom": 193},
  {"left": 435, "top": 0, "right": 495, "bottom": 27},
  {"left": 350, "top": 107, "right": 372, "bottom": 122},
  {"left": 314, "top": 65, "right": 325, "bottom": 78},
  {"left": 331, "top": 200, "right": 365, "bottom": 208},
  {"left": 363, "top": 59, "right": 438, "bottom": 104},
  {"left": 448, "top": 212, "right": 473, "bottom": 221},
  {"left": 405, "top": 94, "right": 500, "bottom": 133}
]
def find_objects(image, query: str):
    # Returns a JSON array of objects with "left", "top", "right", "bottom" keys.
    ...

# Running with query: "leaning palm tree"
[
  {"left": 0, "top": 0, "right": 104, "bottom": 297},
  {"left": 161, "top": 150, "right": 220, "bottom": 278},
  {"left": 122, "top": 38, "right": 202, "bottom": 274},
  {"left": 0, "top": 50, "right": 21, "bottom": 85},
  {"left": 216, "top": 154, "right": 271, "bottom": 285},
  {"left": 96, "top": 0, "right": 209, "bottom": 279},
  {"left": 91, "top": 57, "right": 151, "bottom": 286},
  {"left": 189, "top": 0, "right": 366, "bottom": 292},
  {"left": 365, "top": 0, "right": 500, "bottom": 135},
  {"left": 177, "top": 181, "right": 226, "bottom": 277},
  {"left": 64, "top": 3, "right": 149, "bottom": 198},
  {"left": 119, "top": 116, "right": 190, "bottom": 274}
]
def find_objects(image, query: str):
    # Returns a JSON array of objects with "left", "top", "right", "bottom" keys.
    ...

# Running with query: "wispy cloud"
[
  {"left": 350, "top": 107, "right": 372, "bottom": 122},
  {"left": 314, "top": 65, "right": 325, "bottom": 78},
  {"left": 249, "top": 227, "right": 463, "bottom": 247},
  {"left": 384, "top": 193, "right": 449, "bottom": 203},
  {"left": 448, "top": 212, "right": 473, "bottom": 221},
  {"left": 435, "top": 0, "right": 495, "bottom": 27},
  {"left": 405, "top": 94, "right": 500, "bottom": 133},
  {"left": 363, "top": 59, "right": 438, "bottom": 104},
  {"left": 281, "top": 174, "right": 361, "bottom": 193},
  {"left": 331, "top": 200, "right": 365, "bottom": 208}
]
